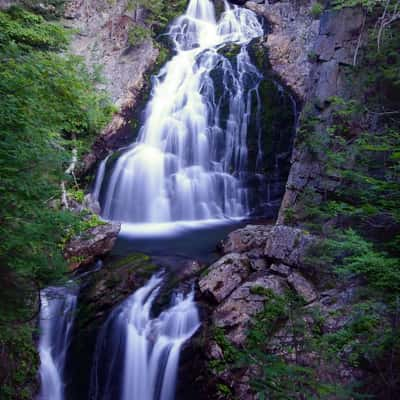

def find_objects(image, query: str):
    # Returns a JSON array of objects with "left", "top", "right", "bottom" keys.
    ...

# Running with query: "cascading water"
[
  {"left": 89, "top": 274, "right": 200, "bottom": 400},
  {"left": 37, "top": 286, "right": 78, "bottom": 400},
  {"left": 96, "top": 0, "right": 264, "bottom": 224}
]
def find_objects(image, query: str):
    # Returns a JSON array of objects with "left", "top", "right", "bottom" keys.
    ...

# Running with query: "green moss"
[
  {"left": 109, "top": 253, "right": 151, "bottom": 270},
  {"left": 218, "top": 43, "right": 241, "bottom": 59},
  {"left": 310, "top": 2, "right": 324, "bottom": 19},
  {"left": 249, "top": 285, "right": 272, "bottom": 296}
]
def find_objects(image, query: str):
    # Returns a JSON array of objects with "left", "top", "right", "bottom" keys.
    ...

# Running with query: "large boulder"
[
  {"left": 199, "top": 253, "right": 251, "bottom": 303},
  {"left": 213, "top": 273, "right": 288, "bottom": 345},
  {"left": 64, "top": 222, "right": 121, "bottom": 271},
  {"left": 287, "top": 271, "right": 318, "bottom": 303},
  {"left": 220, "top": 224, "right": 272, "bottom": 254},
  {"left": 264, "top": 225, "right": 316, "bottom": 268}
]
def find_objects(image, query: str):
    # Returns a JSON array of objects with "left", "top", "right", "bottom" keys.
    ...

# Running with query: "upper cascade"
[{"left": 95, "top": 0, "right": 264, "bottom": 224}]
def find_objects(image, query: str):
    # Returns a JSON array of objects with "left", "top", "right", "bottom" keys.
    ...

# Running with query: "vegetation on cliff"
[
  {"left": 284, "top": 1, "right": 400, "bottom": 398},
  {"left": 0, "top": 4, "right": 113, "bottom": 398},
  {"left": 207, "top": 1, "right": 400, "bottom": 399}
]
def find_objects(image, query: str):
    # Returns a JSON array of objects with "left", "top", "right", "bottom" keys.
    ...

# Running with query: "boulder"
[
  {"left": 199, "top": 253, "right": 251, "bottom": 303},
  {"left": 287, "top": 271, "right": 318, "bottom": 303},
  {"left": 270, "top": 263, "right": 291, "bottom": 277},
  {"left": 264, "top": 225, "right": 316, "bottom": 268},
  {"left": 220, "top": 224, "right": 272, "bottom": 254},
  {"left": 64, "top": 222, "right": 121, "bottom": 271},
  {"left": 213, "top": 273, "right": 288, "bottom": 345}
]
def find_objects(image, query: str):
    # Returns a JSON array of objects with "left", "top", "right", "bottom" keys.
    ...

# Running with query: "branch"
[
  {"left": 377, "top": 0, "right": 400, "bottom": 51},
  {"left": 61, "top": 181, "right": 69, "bottom": 209},
  {"left": 61, "top": 134, "right": 78, "bottom": 209},
  {"left": 377, "top": 0, "right": 391, "bottom": 51}
]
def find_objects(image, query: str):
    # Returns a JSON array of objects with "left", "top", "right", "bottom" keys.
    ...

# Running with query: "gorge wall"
[{"left": 63, "top": 0, "right": 160, "bottom": 173}]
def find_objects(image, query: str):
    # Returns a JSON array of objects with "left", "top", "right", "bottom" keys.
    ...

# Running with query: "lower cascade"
[
  {"left": 37, "top": 286, "right": 78, "bottom": 400},
  {"left": 90, "top": 275, "right": 200, "bottom": 400},
  {"left": 94, "top": 0, "right": 265, "bottom": 224}
]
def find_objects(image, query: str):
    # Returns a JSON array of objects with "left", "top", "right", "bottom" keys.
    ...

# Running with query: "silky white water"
[
  {"left": 37, "top": 286, "right": 78, "bottom": 400},
  {"left": 96, "top": 0, "right": 264, "bottom": 224},
  {"left": 90, "top": 274, "right": 200, "bottom": 400}
]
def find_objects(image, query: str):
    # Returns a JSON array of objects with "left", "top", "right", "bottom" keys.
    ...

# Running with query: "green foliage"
[
  {"left": 310, "top": 2, "right": 324, "bottom": 19},
  {"left": 324, "top": 230, "right": 400, "bottom": 298},
  {"left": 21, "top": 0, "right": 67, "bottom": 19},
  {"left": 0, "top": 8, "right": 113, "bottom": 398},
  {"left": 128, "top": 24, "right": 151, "bottom": 46},
  {"left": 0, "top": 6, "right": 69, "bottom": 49},
  {"left": 296, "top": 19, "right": 400, "bottom": 394},
  {"left": 209, "top": 291, "right": 348, "bottom": 399},
  {"left": 0, "top": 6, "right": 113, "bottom": 282},
  {"left": 128, "top": 0, "right": 188, "bottom": 33},
  {"left": 0, "top": 324, "right": 39, "bottom": 400},
  {"left": 331, "top": 0, "right": 380, "bottom": 11}
]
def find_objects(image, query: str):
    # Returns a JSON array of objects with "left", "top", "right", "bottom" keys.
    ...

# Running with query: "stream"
[{"left": 36, "top": 1, "right": 295, "bottom": 399}]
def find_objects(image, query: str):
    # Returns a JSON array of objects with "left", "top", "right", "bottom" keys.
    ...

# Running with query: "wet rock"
[
  {"left": 220, "top": 224, "right": 272, "bottom": 254},
  {"left": 175, "top": 260, "right": 204, "bottom": 281},
  {"left": 270, "top": 263, "right": 291, "bottom": 277},
  {"left": 64, "top": 222, "right": 120, "bottom": 271},
  {"left": 264, "top": 225, "right": 316, "bottom": 268},
  {"left": 287, "top": 271, "right": 318, "bottom": 303},
  {"left": 213, "top": 273, "right": 288, "bottom": 345},
  {"left": 199, "top": 253, "right": 251, "bottom": 303}
]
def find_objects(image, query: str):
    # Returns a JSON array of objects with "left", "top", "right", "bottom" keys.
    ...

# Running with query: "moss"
[
  {"left": 109, "top": 252, "right": 151, "bottom": 270},
  {"left": 310, "top": 2, "right": 324, "bottom": 19},
  {"left": 199, "top": 266, "right": 210, "bottom": 278},
  {"left": 218, "top": 43, "right": 241, "bottom": 58},
  {"left": 249, "top": 285, "right": 272, "bottom": 296}
]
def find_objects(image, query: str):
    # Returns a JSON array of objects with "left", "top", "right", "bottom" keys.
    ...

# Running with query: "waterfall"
[
  {"left": 92, "top": 154, "right": 110, "bottom": 202},
  {"left": 97, "top": 0, "right": 264, "bottom": 225},
  {"left": 37, "top": 286, "right": 78, "bottom": 400},
  {"left": 89, "top": 274, "right": 200, "bottom": 400}
]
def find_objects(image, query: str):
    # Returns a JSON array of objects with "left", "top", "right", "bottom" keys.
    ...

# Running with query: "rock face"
[
  {"left": 0, "top": 0, "right": 17, "bottom": 8},
  {"left": 276, "top": 6, "right": 366, "bottom": 222},
  {"left": 264, "top": 224, "right": 316, "bottom": 267},
  {"left": 200, "top": 224, "right": 317, "bottom": 347},
  {"left": 220, "top": 224, "right": 272, "bottom": 254},
  {"left": 246, "top": 2, "right": 366, "bottom": 223},
  {"left": 64, "top": 222, "right": 120, "bottom": 270},
  {"left": 287, "top": 270, "right": 317, "bottom": 303},
  {"left": 201, "top": 224, "right": 360, "bottom": 399},
  {"left": 199, "top": 253, "right": 251, "bottom": 303},
  {"left": 246, "top": 0, "right": 319, "bottom": 101},
  {"left": 63, "top": 0, "right": 160, "bottom": 173},
  {"left": 213, "top": 273, "right": 288, "bottom": 345}
]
